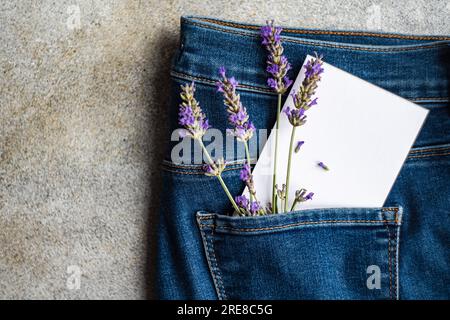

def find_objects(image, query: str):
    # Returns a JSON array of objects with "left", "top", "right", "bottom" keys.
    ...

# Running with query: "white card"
[{"left": 245, "top": 55, "right": 429, "bottom": 210}]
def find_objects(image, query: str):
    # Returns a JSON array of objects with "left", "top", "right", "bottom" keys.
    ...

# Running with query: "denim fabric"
[{"left": 156, "top": 16, "right": 450, "bottom": 300}]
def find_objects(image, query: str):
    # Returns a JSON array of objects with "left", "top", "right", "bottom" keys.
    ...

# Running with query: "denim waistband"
[{"left": 173, "top": 16, "right": 450, "bottom": 103}]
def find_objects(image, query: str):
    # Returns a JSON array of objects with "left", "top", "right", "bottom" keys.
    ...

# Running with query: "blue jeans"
[{"left": 156, "top": 16, "right": 450, "bottom": 300}]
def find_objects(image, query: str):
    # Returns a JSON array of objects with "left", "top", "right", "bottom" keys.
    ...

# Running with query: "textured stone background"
[{"left": 0, "top": 0, "right": 448, "bottom": 299}]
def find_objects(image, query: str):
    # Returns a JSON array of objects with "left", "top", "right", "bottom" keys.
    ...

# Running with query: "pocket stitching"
[
  {"left": 209, "top": 226, "right": 228, "bottom": 300},
  {"left": 382, "top": 210, "right": 393, "bottom": 300},
  {"left": 393, "top": 221, "right": 400, "bottom": 300},
  {"left": 382, "top": 209, "right": 400, "bottom": 300},
  {"left": 205, "top": 219, "right": 397, "bottom": 233},
  {"left": 407, "top": 152, "right": 450, "bottom": 159},
  {"left": 197, "top": 217, "right": 228, "bottom": 300}
]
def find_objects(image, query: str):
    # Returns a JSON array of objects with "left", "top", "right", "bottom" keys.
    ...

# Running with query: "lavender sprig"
[
  {"left": 216, "top": 67, "right": 255, "bottom": 142},
  {"left": 178, "top": 82, "right": 240, "bottom": 213},
  {"left": 239, "top": 164, "right": 256, "bottom": 196},
  {"left": 290, "top": 188, "right": 314, "bottom": 211},
  {"left": 275, "top": 184, "right": 286, "bottom": 213},
  {"left": 178, "top": 82, "right": 210, "bottom": 139},
  {"left": 260, "top": 21, "right": 293, "bottom": 94},
  {"left": 283, "top": 54, "right": 324, "bottom": 212},
  {"left": 286, "top": 53, "right": 324, "bottom": 127},
  {"left": 260, "top": 20, "right": 292, "bottom": 213},
  {"left": 217, "top": 67, "right": 263, "bottom": 214}
]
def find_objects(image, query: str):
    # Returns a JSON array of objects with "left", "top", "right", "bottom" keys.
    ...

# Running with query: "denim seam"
[
  {"left": 171, "top": 70, "right": 275, "bottom": 95},
  {"left": 412, "top": 97, "right": 449, "bottom": 102},
  {"left": 382, "top": 210, "right": 393, "bottom": 300},
  {"left": 160, "top": 166, "right": 243, "bottom": 175},
  {"left": 409, "top": 146, "right": 450, "bottom": 154},
  {"left": 194, "top": 18, "right": 450, "bottom": 41},
  {"left": 197, "top": 208, "right": 398, "bottom": 219},
  {"left": 197, "top": 216, "right": 227, "bottom": 300},
  {"left": 394, "top": 220, "right": 401, "bottom": 300},
  {"left": 162, "top": 159, "right": 249, "bottom": 169},
  {"left": 209, "top": 226, "right": 227, "bottom": 300},
  {"left": 388, "top": 226, "right": 393, "bottom": 300},
  {"left": 200, "top": 219, "right": 397, "bottom": 233},
  {"left": 382, "top": 208, "right": 399, "bottom": 214},
  {"left": 185, "top": 21, "right": 450, "bottom": 52},
  {"left": 407, "top": 152, "right": 450, "bottom": 159},
  {"left": 171, "top": 71, "right": 449, "bottom": 101},
  {"left": 162, "top": 163, "right": 243, "bottom": 170}
]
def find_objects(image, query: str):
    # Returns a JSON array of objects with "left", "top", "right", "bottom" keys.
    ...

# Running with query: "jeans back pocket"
[{"left": 197, "top": 207, "right": 402, "bottom": 300}]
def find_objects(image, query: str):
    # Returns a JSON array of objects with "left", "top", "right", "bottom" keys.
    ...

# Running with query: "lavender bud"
[
  {"left": 239, "top": 163, "right": 251, "bottom": 183},
  {"left": 295, "top": 141, "right": 305, "bottom": 153},
  {"left": 276, "top": 184, "right": 286, "bottom": 200},
  {"left": 305, "top": 192, "right": 314, "bottom": 201},
  {"left": 284, "top": 106, "right": 307, "bottom": 127},
  {"left": 250, "top": 201, "right": 262, "bottom": 216},
  {"left": 318, "top": 161, "right": 330, "bottom": 171},
  {"left": 235, "top": 195, "right": 250, "bottom": 210},
  {"left": 294, "top": 188, "right": 314, "bottom": 203}
]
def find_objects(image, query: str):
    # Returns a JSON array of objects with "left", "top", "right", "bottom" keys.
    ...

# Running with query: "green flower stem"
[
  {"left": 290, "top": 199, "right": 298, "bottom": 212},
  {"left": 244, "top": 141, "right": 254, "bottom": 204},
  {"left": 273, "top": 193, "right": 278, "bottom": 214},
  {"left": 284, "top": 126, "right": 297, "bottom": 212},
  {"left": 216, "top": 175, "right": 240, "bottom": 213},
  {"left": 197, "top": 139, "right": 241, "bottom": 213},
  {"left": 272, "top": 94, "right": 282, "bottom": 213}
]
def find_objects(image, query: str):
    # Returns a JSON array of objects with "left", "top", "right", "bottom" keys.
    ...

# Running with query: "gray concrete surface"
[{"left": 0, "top": 0, "right": 449, "bottom": 299}]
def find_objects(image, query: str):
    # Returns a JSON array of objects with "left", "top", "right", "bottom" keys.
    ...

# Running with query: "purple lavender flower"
[
  {"left": 304, "top": 57, "right": 324, "bottom": 79},
  {"left": 178, "top": 106, "right": 195, "bottom": 126},
  {"left": 295, "top": 141, "right": 305, "bottom": 153},
  {"left": 216, "top": 67, "right": 255, "bottom": 142},
  {"left": 250, "top": 201, "right": 262, "bottom": 215},
  {"left": 239, "top": 163, "right": 251, "bottom": 182},
  {"left": 260, "top": 20, "right": 292, "bottom": 94},
  {"left": 178, "top": 82, "right": 210, "bottom": 139},
  {"left": 266, "top": 64, "right": 279, "bottom": 74},
  {"left": 294, "top": 188, "right": 314, "bottom": 204},
  {"left": 291, "top": 188, "right": 314, "bottom": 211},
  {"left": 260, "top": 24, "right": 281, "bottom": 44},
  {"left": 308, "top": 98, "right": 318, "bottom": 107},
  {"left": 239, "top": 162, "right": 257, "bottom": 199},
  {"left": 283, "top": 106, "right": 307, "bottom": 127},
  {"left": 203, "top": 164, "right": 215, "bottom": 175},
  {"left": 304, "top": 192, "right": 314, "bottom": 201},
  {"left": 286, "top": 54, "right": 324, "bottom": 125},
  {"left": 218, "top": 66, "right": 226, "bottom": 78},
  {"left": 203, "top": 158, "right": 227, "bottom": 177},
  {"left": 235, "top": 195, "right": 250, "bottom": 210},
  {"left": 318, "top": 161, "right": 330, "bottom": 171},
  {"left": 267, "top": 78, "right": 277, "bottom": 90}
]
